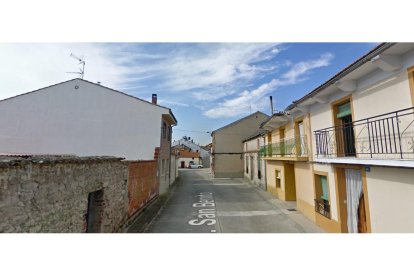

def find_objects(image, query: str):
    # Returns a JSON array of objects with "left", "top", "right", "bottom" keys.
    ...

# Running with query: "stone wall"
[
  {"left": 0, "top": 155, "right": 129, "bottom": 233},
  {"left": 127, "top": 160, "right": 158, "bottom": 217}
]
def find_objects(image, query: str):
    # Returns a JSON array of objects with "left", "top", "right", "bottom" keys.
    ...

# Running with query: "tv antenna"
[{"left": 67, "top": 53, "right": 85, "bottom": 79}]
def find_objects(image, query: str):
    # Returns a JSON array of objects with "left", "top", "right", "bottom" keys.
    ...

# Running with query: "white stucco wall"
[
  {"left": 0, "top": 79, "right": 172, "bottom": 160},
  {"left": 366, "top": 166, "right": 414, "bottom": 232}
]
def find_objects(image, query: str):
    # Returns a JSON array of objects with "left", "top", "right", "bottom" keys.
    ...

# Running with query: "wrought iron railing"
[
  {"left": 314, "top": 198, "right": 330, "bottom": 219},
  {"left": 260, "top": 135, "right": 308, "bottom": 157},
  {"left": 314, "top": 107, "right": 414, "bottom": 160}
]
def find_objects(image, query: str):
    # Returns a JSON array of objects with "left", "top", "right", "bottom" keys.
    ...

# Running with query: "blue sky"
[{"left": 0, "top": 43, "right": 377, "bottom": 145}]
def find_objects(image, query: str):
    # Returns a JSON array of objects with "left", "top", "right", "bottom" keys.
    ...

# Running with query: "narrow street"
[{"left": 145, "top": 169, "right": 324, "bottom": 233}]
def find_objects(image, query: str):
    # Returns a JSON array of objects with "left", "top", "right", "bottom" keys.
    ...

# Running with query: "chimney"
[
  {"left": 152, "top": 94, "right": 157, "bottom": 104},
  {"left": 270, "top": 96, "right": 274, "bottom": 115}
]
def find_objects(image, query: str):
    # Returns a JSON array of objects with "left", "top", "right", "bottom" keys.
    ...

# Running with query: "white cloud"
[
  {"left": 157, "top": 99, "right": 189, "bottom": 107},
  {"left": 126, "top": 43, "right": 283, "bottom": 93},
  {"left": 0, "top": 43, "right": 131, "bottom": 100},
  {"left": 203, "top": 53, "right": 334, "bottom": 119}
]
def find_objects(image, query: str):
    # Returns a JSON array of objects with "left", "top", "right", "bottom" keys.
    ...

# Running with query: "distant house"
[
  {"left": 211, "top": 111, "right": 270, "bottom": 178},
  {"left": 172, "top": 138, "right": 211, "bottom": 167},
  {"left": 0, "top": 78, "right": 177, "bottom": 194},
  {"left": 243, "top": 130, "right": 267, "bottom": 190},
  {"left": 176, "top": 148, "right": 201, "bottom": 168}
]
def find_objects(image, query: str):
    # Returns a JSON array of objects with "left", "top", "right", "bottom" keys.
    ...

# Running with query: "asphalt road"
[{"left": 145, "top": 168, "right": 323, "bottom": 233}]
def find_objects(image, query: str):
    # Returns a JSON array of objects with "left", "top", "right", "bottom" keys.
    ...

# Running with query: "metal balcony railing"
[
  {"left": 314, "top": 107, "right": 414, "bottom": 160},
  {"left": 314, "top": 198, "right": 331, "bottom": 219},
  {"left": 260, "top": 135, "right": 308, "bottom": 157}
]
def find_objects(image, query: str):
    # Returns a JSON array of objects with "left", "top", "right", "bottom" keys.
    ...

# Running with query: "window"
[
  {"left": 167, "top": 126, "right": 171, "bottom": 141},
  {"left": 162, "top": 122, "right": 167, "bottom": 139},
  {"left": 314, "top": 173, "right": 330, "bottom": 218},
  {"left": 275, "top": 170, "right": 281, "bottom": 188}
]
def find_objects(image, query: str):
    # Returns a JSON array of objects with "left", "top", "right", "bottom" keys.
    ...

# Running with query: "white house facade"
[{"left": 0, "top": 78, "right": 177, "bottom": 161}]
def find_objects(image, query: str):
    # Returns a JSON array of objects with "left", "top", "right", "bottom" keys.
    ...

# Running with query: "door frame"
[{"left": 334, "top": 164, "right": 371, "bottom": 233}]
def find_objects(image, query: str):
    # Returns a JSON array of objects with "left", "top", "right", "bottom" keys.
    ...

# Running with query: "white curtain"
[{"left": 345, "top": 169, "right": 363, "bottom": 233}]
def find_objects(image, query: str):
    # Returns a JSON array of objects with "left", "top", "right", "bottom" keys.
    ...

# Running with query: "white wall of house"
[
  {"left": 243, "top": 137, "right": 266, "bottom": 189},
  {"left": 178, "top": 157, "right": 201, "bottom": 167},
  {"left": 366, "top": 166, "right": 414, "bottom": 232},
  {"left": 0, "top": 79, "right": 172, "bottom": 160}
]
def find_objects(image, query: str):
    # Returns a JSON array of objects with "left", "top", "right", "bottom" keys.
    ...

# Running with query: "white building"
[
  {"left": 0, "top": 78, "right": 178, "bottom": 193},
  {"left": 243, "top": 130, "right": 266, "bottom": 190},
  {"left": 172, "top": 138, "right": 211, "bottom": 168}
]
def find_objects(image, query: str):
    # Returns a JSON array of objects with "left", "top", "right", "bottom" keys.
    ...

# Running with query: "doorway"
[
  {"left": 86, "top": 189, "right": 104, "bottom": 233},
  {"left": 336, "top": 167, "right": 368, "bottom": 233},
  {"left": 333, "top": 99, "right": 356, "bottom": 157},
  {"left": 181, "top": 161, "right": 185, "bottom": 168},
  {"left": 284, "top": 163, "right": 296, "bottom": 201},
  {"left": 250, "top": 156, "right": 254, "bottom": 180}
]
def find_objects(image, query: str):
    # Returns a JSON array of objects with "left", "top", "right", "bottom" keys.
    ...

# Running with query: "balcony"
[
  {"left": 260, "top": 135, "right": 308, "bottom": 161},
  {"left": 314, "top": 198, "right": 331, "bottom": 219},
  {"left": 314, "top": 107, "right": 414, "bottom": 161}
]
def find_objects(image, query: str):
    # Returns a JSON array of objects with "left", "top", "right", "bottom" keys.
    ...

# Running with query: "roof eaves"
[{"left": 285, "top": 42, "right": 394, "bottom": 111}]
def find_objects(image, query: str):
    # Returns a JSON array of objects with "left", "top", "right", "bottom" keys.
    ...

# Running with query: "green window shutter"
[
  {"left": 320, "top": 176, "right": 329, "bottom": 200},
  {"left": 336, "top": 102, "right": 351, "bottom": 118}
]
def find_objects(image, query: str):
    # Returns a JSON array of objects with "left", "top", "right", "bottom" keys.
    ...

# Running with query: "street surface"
[{"left": 146, "top": 169, "right": 324, "bottom": 233}]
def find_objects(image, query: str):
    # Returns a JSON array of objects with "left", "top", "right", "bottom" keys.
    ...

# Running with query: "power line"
[{"left": 174, "top": 128, "right": 211, "bottom": 134}]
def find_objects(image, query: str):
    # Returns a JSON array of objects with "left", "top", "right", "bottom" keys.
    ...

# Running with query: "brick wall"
[
  {"left": 127, "top": 160, "right": 158, "bottom": 216},
  {"left": 0, "top": 156, "right": 129, "bottom": 233}
]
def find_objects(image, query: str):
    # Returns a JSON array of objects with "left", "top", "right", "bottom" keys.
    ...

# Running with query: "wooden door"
[{"left": 358, "top": 193, "right": 368, "bottom": 233}]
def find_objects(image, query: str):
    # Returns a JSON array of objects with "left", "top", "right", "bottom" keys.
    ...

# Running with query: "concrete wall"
[
  {"left": 213, "top": 154, "right": 244, "bottom": 178},
  {"left": 366, "top": 166, "right": 414, "bottom": 232},
  {"left": 127, "top": 160, "right": 158, "bottom": 217},
  {"left": 212, "top": 112, "right": 269, "bottom": 178},
  {"left": 0, "top": 156, "right": 129, "bottom": 233},
  {"left": 0, "top": 79, "right": 171, "bottom": 160},
  {"left": 170, "top": 155, "right": 179, "bottom": 185}
]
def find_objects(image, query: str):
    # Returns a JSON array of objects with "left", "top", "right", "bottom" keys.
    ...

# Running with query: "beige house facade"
[
  {"left": 211, "top": 111, "right": 270, "bottom": 178},
  {"left": 261, "top": 112, "right": 315, "bottom": 221},
  {"left": 275, "top": 42, "right": 414, "bottom": 233}
]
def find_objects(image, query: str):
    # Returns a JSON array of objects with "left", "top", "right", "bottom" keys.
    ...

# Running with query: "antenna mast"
[{"left": 67, "top": 53, "right": 86, "bottom": 79}]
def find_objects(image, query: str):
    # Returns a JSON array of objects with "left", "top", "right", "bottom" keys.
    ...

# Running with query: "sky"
[{"left": 0, "top": 43, "right": 377, "bottom": 145}]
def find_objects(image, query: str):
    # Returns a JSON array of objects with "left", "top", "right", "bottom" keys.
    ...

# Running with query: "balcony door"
[
  {"left": 279, "top": 128, "right": 285, "bottom": 156},
  {"left": 297, "top": 121, "right": 305, "bottom": 156},
  {"left": 334, "top": 99, "right": 356, "bottom": 157}
]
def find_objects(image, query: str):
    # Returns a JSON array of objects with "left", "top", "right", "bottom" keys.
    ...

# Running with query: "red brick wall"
[{"left": 127, "top": 160, "right": 158, "bottom": 217}]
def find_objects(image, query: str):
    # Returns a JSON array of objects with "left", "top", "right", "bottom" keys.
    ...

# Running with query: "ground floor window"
[
  {"left": 275, "top": 170, "right": 281, "bottom": 188},
  {"left": 314, "top": 173, "right": 330, "bottom": 219}
]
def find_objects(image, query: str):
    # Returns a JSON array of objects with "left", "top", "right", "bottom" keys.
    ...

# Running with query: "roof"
[
  {"left": 211, "top": 111, "right": 270, "bottom": 134},
  {"left": 242, "top": 129, "right": 267, "bottom": 142},
  {"left": 0, "top": 78, "right": 178, "bottom": 124},
  {"left": 286, "top": 43, "right": 393, "bottom": 111},
  {"left": 178, "top": 149, "right": 200, "bottom": 158}
]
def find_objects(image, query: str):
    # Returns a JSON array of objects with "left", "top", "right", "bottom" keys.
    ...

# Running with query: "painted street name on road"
[{"left": 188, "top": 192, "right": 217, "bottom": 227}]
